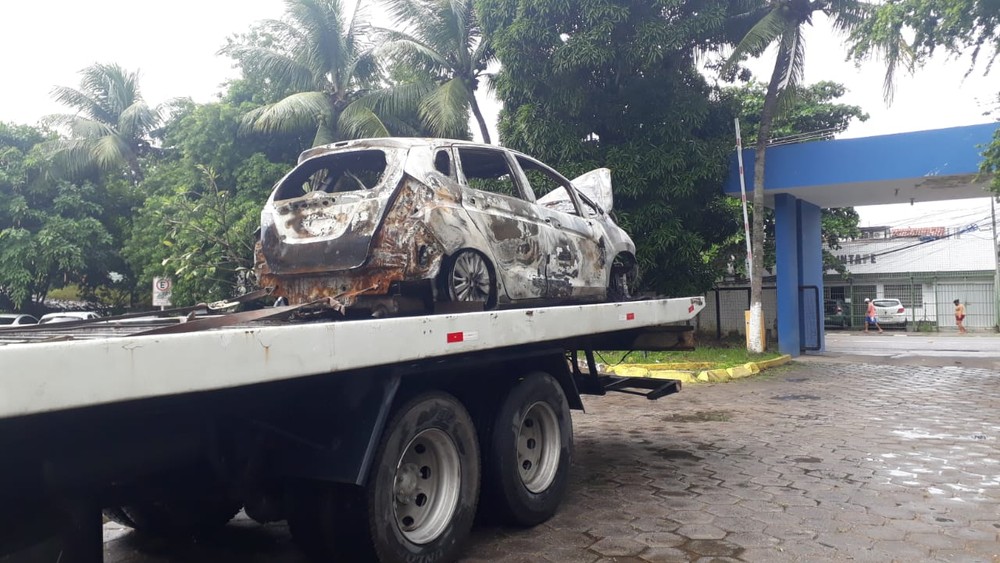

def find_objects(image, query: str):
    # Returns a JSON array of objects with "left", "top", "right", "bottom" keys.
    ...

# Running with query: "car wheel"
[
  {"left": 443, "top": 250, "right": 496, "bottom": 308},
  {"left": 607, "top": 254, "right": 637, "bottom": 301}
]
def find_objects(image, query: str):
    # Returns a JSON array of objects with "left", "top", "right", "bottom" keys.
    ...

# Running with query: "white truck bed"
[{"left": 0, "top": 298, "right": 703, "bottom": 420}]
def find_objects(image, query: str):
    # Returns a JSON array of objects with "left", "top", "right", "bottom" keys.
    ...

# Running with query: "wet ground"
[{"left": 93, "top": 347, "right": 1000, "bottom": 562}]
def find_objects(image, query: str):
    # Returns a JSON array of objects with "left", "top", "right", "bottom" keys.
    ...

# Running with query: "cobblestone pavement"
[{"left": 100, "top": 361, "right": 1000, "bottom": 562}]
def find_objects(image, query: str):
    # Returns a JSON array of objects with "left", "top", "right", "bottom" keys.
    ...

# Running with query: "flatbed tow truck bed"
[{"left": 0, "top": 297, "right": 704, "bottom": 563}]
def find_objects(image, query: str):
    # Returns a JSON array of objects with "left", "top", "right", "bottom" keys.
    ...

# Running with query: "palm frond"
[
  {"left": 118, "top": 102, "right": 160, "bottom": 140},
  {"left": 776, "top": 26, "right": 806, "bottom": 93},
  {"left": 726, "top": 9, "right": 788, "bottom": 66},
  {"left": 92, "top": 135, "right": 131, "bottom": 172},
  {"left": 223, "top": 44, "right": 316, "bottom": 91},
  {"left": 338, "top": 102, "right": 392, "bottom": 138},
  {"left": 827, "top": 0, "right": 872, "bottom": 33},
  {"left": 383, "top": 0, "right": 434, "bottom": 31},
  {"left": 289, "top": 0, "right": 346, "bottom": 88},
  {"left": 419, "top": 78, "right": 471, "bottom": 138},
  {"left": 378, "top": 32, "right": 451, "bottom": 70},
  {"left": 49, "top": 86, "right": 111, "bottom": 124},
  {"left": 357, "top": 80, "right": 436, "bottom": 120},
  {"left": 240, "top": 91, "right": 331, "bottom": 135}
]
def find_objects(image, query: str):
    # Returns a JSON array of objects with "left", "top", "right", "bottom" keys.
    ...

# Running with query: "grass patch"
[{"left": 594, "top": 346, "right": 782, "bottom": 370}]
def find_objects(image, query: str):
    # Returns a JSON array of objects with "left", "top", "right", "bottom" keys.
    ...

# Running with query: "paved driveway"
[{"left": 96, "top": 357, "right": 1000, "bottom": 563}]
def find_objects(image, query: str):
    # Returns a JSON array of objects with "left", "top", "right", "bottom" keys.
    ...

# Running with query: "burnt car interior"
[{"left": 273, "top": 150, "right": 388, "bottom": 201}]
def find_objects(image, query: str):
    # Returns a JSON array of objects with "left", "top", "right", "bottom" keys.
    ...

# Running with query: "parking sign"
[{"left": 153, "top": 277, "right": 173, "bottom": 307}]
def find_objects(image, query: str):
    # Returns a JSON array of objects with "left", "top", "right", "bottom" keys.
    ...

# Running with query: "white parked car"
[
  {"left": 872, "top": 299, "right": 907, "bottom": 326},
  {"left": 38, "top": 311, "right": 101, "bottom": 324},
  {"left": 0, "top": 314, "right": 39, "bottom": 326}
]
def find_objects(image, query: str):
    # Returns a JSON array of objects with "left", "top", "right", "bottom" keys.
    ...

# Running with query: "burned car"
[{"left": 255, "top": 138, "right": 636, "bottom": 316}]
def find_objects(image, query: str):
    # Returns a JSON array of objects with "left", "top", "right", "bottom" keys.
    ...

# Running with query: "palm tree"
[
  {"left": 220, "top": 0, "right": 382, "bottom": 146},
  {"left": 726, "top": 0, "right": 908, "bottom": 352},
  {"left": 44, "top": 63, "right": 160, "bottom": 182},
  {"left": 379, "top": 0, "right": 495, "bottom": 143}
]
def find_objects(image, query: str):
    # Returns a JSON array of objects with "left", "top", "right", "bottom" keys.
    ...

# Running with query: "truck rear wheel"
[
  {"left": 365, "top": 392, "right": 480, "bottom": 563},
  {"left": 484, "top": 372, "right": 572, "bottom": 526}
]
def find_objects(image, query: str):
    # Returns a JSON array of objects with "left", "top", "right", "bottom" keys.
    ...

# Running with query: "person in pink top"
[{"left": 864, "top": 298, "right": 882, "bottom": 333}]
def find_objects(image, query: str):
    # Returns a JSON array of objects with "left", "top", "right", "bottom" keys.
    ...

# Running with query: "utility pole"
[{"left": 992, "top": 198, "right": 999, "bottom": 331}]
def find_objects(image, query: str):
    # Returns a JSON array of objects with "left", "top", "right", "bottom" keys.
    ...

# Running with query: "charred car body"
[{"left": 256, "top": 138, "right": 636, "bottom": 316}]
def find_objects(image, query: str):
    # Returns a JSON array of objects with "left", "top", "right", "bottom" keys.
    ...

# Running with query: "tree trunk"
[
  {"left": 748, "top": 55, "right": 786, "bottom": 353},
  {"left": 469, "top": 90, "right": 492, "bottom": 145}
]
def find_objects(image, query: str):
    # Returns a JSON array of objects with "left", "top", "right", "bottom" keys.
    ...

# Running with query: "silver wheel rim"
[
  {"left": 392, "top": 428, "right": 461, "bottom": 545},
  {"left": 517, "top": 401, "right": 561, "bottom": 493},
  {"left": 450, "top": 252, "right": 492, "bottom": 302}
]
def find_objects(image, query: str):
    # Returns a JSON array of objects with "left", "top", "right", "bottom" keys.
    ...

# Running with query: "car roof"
[
  {"left": 296, "top": 137, "right": 534, "bottom": 164},
  {"left": 39, "top": 311, "right": 98, "bottom": 319}
]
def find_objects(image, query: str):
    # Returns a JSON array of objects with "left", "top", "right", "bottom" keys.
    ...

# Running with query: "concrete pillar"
[{"left": 774, "top": 194, "right": 801, "bottom": 355}]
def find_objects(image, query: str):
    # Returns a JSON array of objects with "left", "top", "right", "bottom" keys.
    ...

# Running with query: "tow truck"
[{"left": 0, "top": 295, "right": 704, "bottom": 562}]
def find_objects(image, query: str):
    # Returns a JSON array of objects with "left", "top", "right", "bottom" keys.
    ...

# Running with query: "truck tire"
[
  {"left": 484, "top": 372, "right": 572, "bottom": 526},
  {"left": 365, "top": 392, "right": 480, "bottom": 563}
]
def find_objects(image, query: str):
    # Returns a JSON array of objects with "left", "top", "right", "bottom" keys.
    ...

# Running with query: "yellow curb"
[
  {"left": 608, "top": 366, "right": 652, "bottom": 377},
  {"left": 751, "top": 355, "right": 792, "bottom": 370},
  {"left": 608, "top": 362, "right": 715, "bottom": 371},
  {"left": 610, "top": 354, "right": 792, "bottom": 384},
  {"left": 726, "top": 365, "right": 754, "bottom": 379}
]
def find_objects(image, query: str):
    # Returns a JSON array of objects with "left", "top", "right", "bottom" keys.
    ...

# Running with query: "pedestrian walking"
[
  {"left": 864, "top": 298, "right": 882, "bottom": 333},
  {"left": 954, "top": 299, "right": 968, "bottom": 334}
]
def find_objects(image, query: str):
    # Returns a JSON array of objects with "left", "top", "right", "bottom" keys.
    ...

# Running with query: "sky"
[{"left": 2, "top": 2, "right": 996, "bottom": 229}]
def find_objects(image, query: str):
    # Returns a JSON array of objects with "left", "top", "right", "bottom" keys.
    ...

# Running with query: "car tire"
[{"left": 441, "top": 250, "right": 497, "bottom": 309}]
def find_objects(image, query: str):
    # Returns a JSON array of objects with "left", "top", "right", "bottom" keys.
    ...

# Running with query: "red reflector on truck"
[{"left": 446, "top": 331, "right": 478, "bottom": 343}]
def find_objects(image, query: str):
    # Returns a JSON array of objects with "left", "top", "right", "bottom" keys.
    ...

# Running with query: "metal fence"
[
  {"left": 702, "top": 273, "right": 997, "bottom": 341},
  {"left": 825, "top": 273, "right": 995, "bottom": 331},
  {"left": 699, "top": 286, "right": 820, "bottom": 350}
]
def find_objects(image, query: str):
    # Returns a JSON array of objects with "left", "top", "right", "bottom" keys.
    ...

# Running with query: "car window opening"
[
  {"left": 274, "top": 150, "right": 388, "bottom": 201},
  {"left": 434, "top": 150, "right": 452, "bottom": 176},
  {"left": 458, "top": 148, "right": 521, "bottom": 199}
]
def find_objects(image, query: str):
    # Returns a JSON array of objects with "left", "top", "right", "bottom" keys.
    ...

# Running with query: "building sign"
[
  {"left": 153, "top": 277, "right": 173, "bottom": 307},
  {"left": 836, "top": 253, "right": 877, "bottom": 266}
]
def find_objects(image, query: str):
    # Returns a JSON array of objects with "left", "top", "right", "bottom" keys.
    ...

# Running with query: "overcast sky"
[{"left": 2, "top": 2, "right": 996, "bottom": 228}]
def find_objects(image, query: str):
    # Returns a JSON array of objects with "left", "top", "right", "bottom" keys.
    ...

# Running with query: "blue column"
[
  {"left": 798, "top": 201, "right": 824, "bottom": 352},
  {"left": 774, "top": 194, "right": 801, "bottom": 355}
]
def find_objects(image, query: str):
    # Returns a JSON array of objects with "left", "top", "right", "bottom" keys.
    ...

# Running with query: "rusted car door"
[
  {"left": 513, "top": 156, "right": 606, "bottom": 299},
  {"left": 453, "top": 146, "right": 557, "bottom": 302}
]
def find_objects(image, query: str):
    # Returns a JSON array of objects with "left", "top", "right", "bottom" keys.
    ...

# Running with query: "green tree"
[
  {"left": 725, "top": 0, "right": 907, "bottom": 352},
  {"left": 479, "top": 0, "right": 750, "bottom": 296},
  {"left": 380, "top": 0, "right": 495, "bottom": 142},
  {"left": 855, "top": 0, "right": 998, "bottom": 73},
  {"left": 220, "top": 0, "right": 381, "bottom": 146},
  {"left": 0, "top": 123, "right": 116, "bottom": 311},
  {"left": 125, "top": 163, "right": 280, "bottom": 305},
  {"left": 43, "top": 63, "right": 161, "bottom": 182}
]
